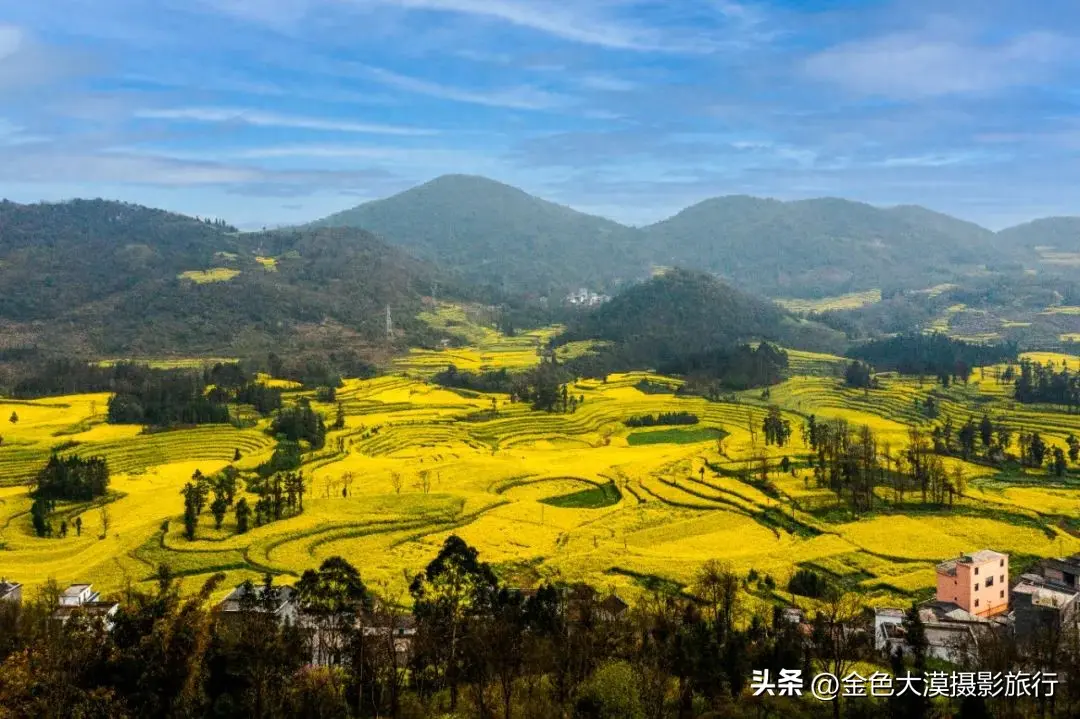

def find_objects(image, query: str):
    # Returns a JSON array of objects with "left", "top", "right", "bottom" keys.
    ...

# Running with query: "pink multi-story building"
[{"left": 936, "top": 550, "right": 1009, "bottom": 618}]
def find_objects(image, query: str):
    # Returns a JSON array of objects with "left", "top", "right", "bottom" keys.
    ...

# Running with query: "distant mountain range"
[
  {"left": 2, "top": 177, "right": 1078, "bottom": 363},
  {"left": 310, "top": 174, "right": 1080, "bottom": 298}
]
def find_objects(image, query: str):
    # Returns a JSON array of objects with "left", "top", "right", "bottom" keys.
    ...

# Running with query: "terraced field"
[{"left": 5, "top": 333, "right": 1080, "bottom": 611}]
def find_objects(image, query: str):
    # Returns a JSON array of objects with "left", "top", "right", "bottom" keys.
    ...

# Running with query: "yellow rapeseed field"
[{"left": 4, "top": 314, "right": 1080, "bottom": 609}]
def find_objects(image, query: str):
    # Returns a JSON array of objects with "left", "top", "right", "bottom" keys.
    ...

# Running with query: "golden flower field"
[{"left": 4, "top": 323, "right": 1080, "bottom": 610}]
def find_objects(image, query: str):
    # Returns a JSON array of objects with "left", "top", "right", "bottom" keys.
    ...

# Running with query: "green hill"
[
  {"left": 643, "top": 196, "right": 996, "bottom": 297},
  {"left": 559, "top": 268, "right": 846, "bottom": 369},
  {"left": 308, "top": 174, "right": 650, "bottom": 296},
  {"left": 995, "top": 217, "right": 1080, "bottom": 256},
  {"left": 0, "top": 199, "right": 454, "bottom": 358}
]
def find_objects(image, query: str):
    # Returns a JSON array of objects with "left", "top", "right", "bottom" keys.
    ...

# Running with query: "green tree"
[
  {"left": 181, "top": 482, "right": 199, "bottom": 540},
  {"left": 235, "top": 497, "right": 251, "bottom": 534},
  {"left": 1053, "top": 447, "right": 1068, "bottom": 477},
  {"left": 210, "top": 495, "right": 229, "bottom": 530},
  {"left": 296, "top": 557, "right": 372, "bottom": 667},
  {"left": 574, "top": 660, "right": 644, "bottom": 719},
  {"left": 979, "top": 414, "right": 994, "bottom": 449}
]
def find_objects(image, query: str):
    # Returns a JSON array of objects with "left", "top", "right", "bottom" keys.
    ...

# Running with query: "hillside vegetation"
[
  {"left": 559, "top": 269, "right": 846, "bottom": 365},
  {"left": 0, "top": 200, "right": 460, "bottom": 359}
]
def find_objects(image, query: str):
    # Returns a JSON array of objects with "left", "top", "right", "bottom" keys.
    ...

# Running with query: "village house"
[
  {"left": 935, "top": 549, "right": 1010, "bottom": 618},
  {"left": 875, "top": 549, "right": 1009, "bottom": 662},
  {"left": 1011, "top": 554, "right": 1080, "bottom": 639},
  {"left": 218, "top": 582, "right": 299, "bottom": 624},
  {"left": 52, "top": 584, "right": 120, "bottom": 630},
  {"left": 0, "top": 580, "right": 22, "bottom": 604}
]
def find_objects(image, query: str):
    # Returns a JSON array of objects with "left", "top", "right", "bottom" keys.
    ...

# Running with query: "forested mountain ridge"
[
  {"left": 641, "top": 196, "right": 996, "bottom": 297},
  {"left": 995, "top": 217, "right": 1080, "bottom": 253},
  {"left": 0, "top": 199, "right": 456, "bottom": 358},
  {"left": 307, "top": 174, "right": 651, "bottom": 296},
  {"left": 312, "top": 175, "right": 1080, "bottom": 300}
]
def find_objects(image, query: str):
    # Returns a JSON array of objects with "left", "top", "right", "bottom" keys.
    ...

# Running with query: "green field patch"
[
  {"left": 626, "top": 427, "right": 727, "bottom": 446},
  {"left": 540, "top": 482, "right": 621, "bottom": 509}
]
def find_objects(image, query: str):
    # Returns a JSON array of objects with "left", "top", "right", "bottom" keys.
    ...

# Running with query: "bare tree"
[
  {"left": 342, "top": 471, "right": 355, "bottom": 498},
  {"left": 814, "top": 589, "right": 867, "bottom": 719},
  {"left": 389, "top": 471, "right": 403, "bottom": 495},
  {"left": 99, "top": 503, "right": 111, "bottom": 540},
  {"left": 692, "top": 559, "right": 740, "bottom": 640}
]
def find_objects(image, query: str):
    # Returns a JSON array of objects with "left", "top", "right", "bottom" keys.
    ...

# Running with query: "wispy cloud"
[
  {"left": 806, "top": 29, "right": 1072, "bottom": 99},
  {"left": 578, "top": 73, "right": 637, "bottom": 93},
  {"left": 363, "top": 65, "right": 569, "bottom": 110},
  {"left": 134, "top": 107, "right": 438, "bottom": 135},
  {"left": 366, "top": 0, "right": 695, "bottom": 52}
]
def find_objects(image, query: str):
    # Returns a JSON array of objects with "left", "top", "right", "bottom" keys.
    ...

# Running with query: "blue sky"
[{"left": 1, "top": 0, "right": 1078, "bottom": 229}]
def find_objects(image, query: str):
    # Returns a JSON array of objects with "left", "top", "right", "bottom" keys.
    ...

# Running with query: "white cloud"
[
  {"left": 0, "top": 25, "right": 22, "bottom": 60},
  {"left": 806, "top": 29, "right": 1071, "bottom": 98},
  {"left": 364, "top": 65, "right": 569, "bottom": 110},
  {"left": 578, "top": 73, "right": 637, "bottom": 92},
  {"left": 134, "top": 107, "right": 437, "bottom": 135}
]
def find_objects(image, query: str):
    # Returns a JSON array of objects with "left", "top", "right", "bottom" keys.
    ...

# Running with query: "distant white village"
[{"left": 564, "top": 288, "right": 611, "bottom": 307}]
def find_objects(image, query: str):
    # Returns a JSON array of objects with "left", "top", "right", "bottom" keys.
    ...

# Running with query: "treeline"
[
  {"left": 8, "top": 359, "right": 285, "bottom": 427},
  {"left": 4, "top": 537, "right": 1077, "bottom": 718},
  {"left": 1013, "top": 359, "right": 1080, "bottom": 408},
  {"left": 847, "top": 332, "right": 1016, "bottom": 381},
  {"left": 434, "top": 359, "right": 583, "bottom": 414},
  {"left": 624, "top": 412, "right": 699, "bottom": 428},
  {"left": 5, "top": 351, "right": 371, "bottom": 404},
  {"left": 658, "top": 342, "right": 789, "bottom": 391}
]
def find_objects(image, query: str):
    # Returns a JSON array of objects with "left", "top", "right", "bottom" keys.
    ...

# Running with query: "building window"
[
  {"left": 1000, "top": 559, "right": 1004, "bottom": 567},
  {"left": 1000, "top": 590, "right": 1005, "bottom": 599},
  {"left": 1000, "top": 575, "right": 1005, "bottom": 583},
  {"left": 986, "top": 576, "right": 994, "bottom": 587},
  {"left": 975, "top": 583, "right": 979, "bottom": 591},
  {"left": 975, "top": 567, "right": 979, "bottom": 575},
  {"left": 975, "top": 599, "right": 980, "bottom": 608}
]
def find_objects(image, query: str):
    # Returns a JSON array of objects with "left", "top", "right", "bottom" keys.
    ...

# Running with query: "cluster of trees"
[
  {"left": 804, "top": 416, "right": 966, "bottom": 511},
  {"left": 29, "top": 454, "right": 110, "bottom": 538},
  {"left": 761, "top": 406, "right": 793, "bottom": 447},
  {"left": 181, "top": 468, "right": 241, "bottom": 539},
  {"left": 271, "top": 400, "right": 327, "bottom": 450},
  {"left": 624, "top": 412, "right": 699, "bottom": 428},
  {"left": 1013, "top": 359, "right": 1080, "bottom": 408},
  {"left": 433, "top": 366, "right": 516, "bottom": 395},
  {"left": 847, "top": 332, "right": 1016, "bottom": 382},
  {"left": 434, "top": 359, "right": 584, "bottom": 415},
  {"left": 660, "top": 342, "right": 789, "bottom": 392},
  {"left": 178, "top": 466, "right": 306, "bottom": 540},
  {"left": 247, "top": 471, "right": 306, "bottom": 530},
  {"left": 843, "top": 360, "right": 875, "bottom": 389},
  {"left": 33, "top": 454, "right": 109, "bottom": 501},
  {"left": 924, "top": 412, "right": 1077, "bottom": 475}
]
